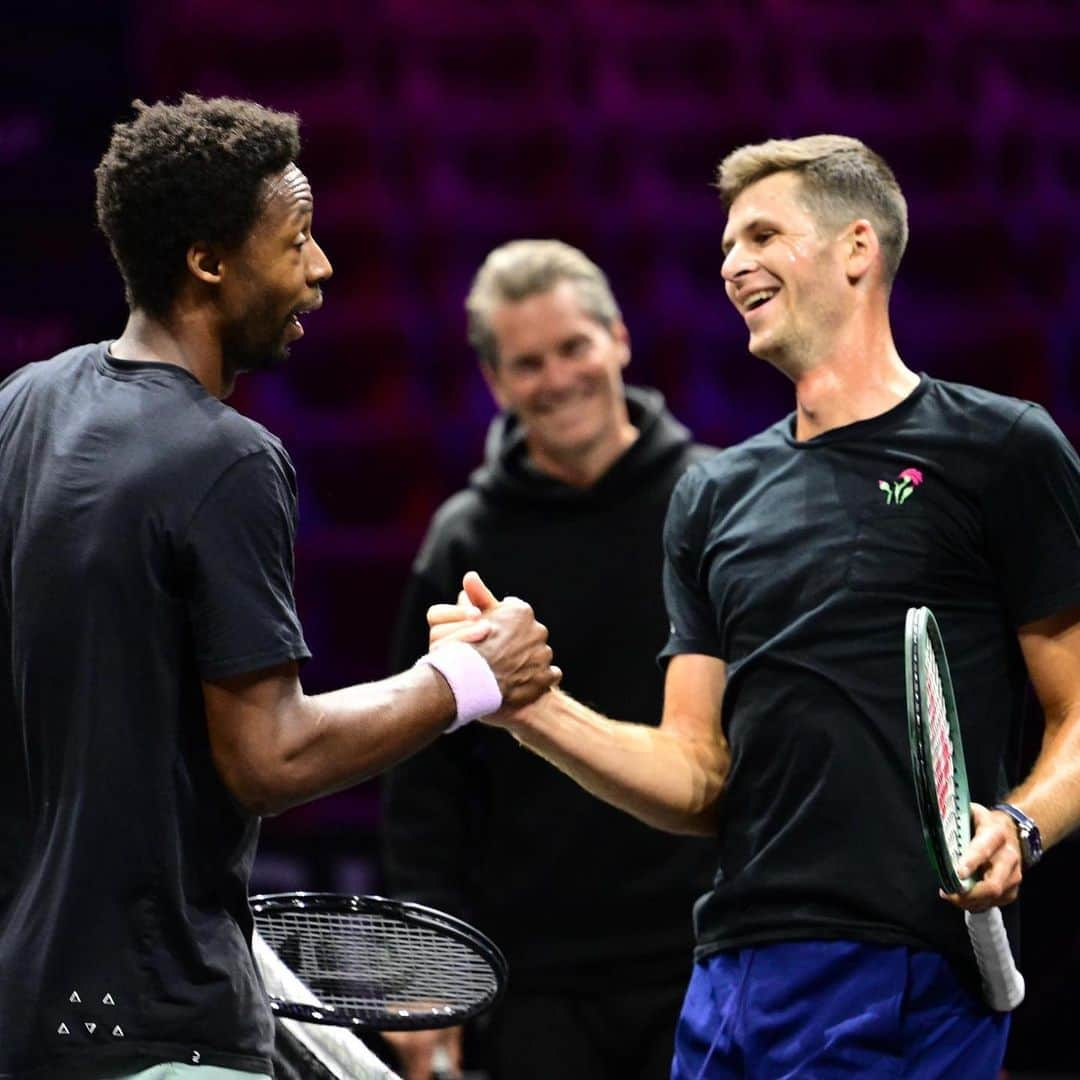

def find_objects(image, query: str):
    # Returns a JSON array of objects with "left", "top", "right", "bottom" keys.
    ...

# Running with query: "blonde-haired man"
[
  {"left": 432, "top": 137, "right": 1080, "bottom": 1077},
  {"left": 383, "top": 240, "right": 716, "bottom": 1080}
]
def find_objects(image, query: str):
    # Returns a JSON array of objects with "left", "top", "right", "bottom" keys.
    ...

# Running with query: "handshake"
[{"left": 422, "top": 571, "right": 561, "bottom": 728}]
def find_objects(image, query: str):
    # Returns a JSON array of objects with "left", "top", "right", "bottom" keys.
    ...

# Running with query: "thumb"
[{"left": 462, "top": 570, "right": 499, "bottom": 612}]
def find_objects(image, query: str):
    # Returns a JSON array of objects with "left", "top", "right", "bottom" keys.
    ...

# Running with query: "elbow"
[
  {"left": 675, "top": 758, "right": 726, "bottom": 836},
  {"left": 638, "top": 803, "right": 720, "bottom": 838},
  {"left": 660, "top": 793, "right": 723, "bottom": 837},
  {"left": 641, "top": 780, "right": 724, "bottom": 838},
  {"left": 213, "top": 751, "right": 299, "bottom": 818},
  {"left": 681, "top": 744, "right": 726, "bottom": 816},
  {"left": 236, "top": 785, "right": 290, "bottom": 819},
  {"left": 676, "top": 806, "right": 723, "bottom": 837}
]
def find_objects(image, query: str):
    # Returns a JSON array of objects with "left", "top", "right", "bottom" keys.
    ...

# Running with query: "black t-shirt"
[
  {"left": 0, "top": 343, "right": 310, "bottom": 1077},
  {"left": 660, "top": 375, "right": 1080, "bottom": 988}
]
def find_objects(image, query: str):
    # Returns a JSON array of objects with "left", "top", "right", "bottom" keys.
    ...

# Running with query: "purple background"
[{"left": 3, "top": 2, "right": 1078, "bottom": 1070}]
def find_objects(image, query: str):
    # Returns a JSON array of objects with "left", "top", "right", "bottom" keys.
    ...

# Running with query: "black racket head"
[
  {"left": 905, "top": 606, "right": 972, "bottom": 895},
  {"left": 251, "top": 892, "right": 508, "bottom": 1031}
]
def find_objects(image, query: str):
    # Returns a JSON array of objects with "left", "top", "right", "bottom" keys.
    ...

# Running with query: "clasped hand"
[
  {"left": 941, "top": 804, "right": 1024, "bottom": 912},
  {"left": 427, "top": 571, "right": 561, "bottom": 717}
]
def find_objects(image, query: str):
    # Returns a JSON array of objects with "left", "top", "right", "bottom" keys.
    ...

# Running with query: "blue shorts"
[{"left": 671, "top": 940, "right": 1009, "bottom": 1079}]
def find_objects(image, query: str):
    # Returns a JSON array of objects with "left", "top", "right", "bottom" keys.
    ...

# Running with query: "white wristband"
[{"left": 416, "top": 641, "right": 503, "bottom": 732}]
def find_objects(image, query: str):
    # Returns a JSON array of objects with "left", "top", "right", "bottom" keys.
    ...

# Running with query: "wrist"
[
  {"left": 505, "top": 688, "right": 561, "bottom": 743},
  {"left": 416, "top": 641, "right": 502, "bottom": 732}
]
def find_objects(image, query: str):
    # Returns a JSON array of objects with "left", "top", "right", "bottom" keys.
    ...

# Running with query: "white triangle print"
[
  {"left": 84, "top": 1021, "right": 97, "bottom": 1034},
  {"left": 58, "top": 1022, "right": 70, "bottom": 1035},
  {"left": 112, "top": 1025, "right": 125, "bottom": 1038},
  {"left": 103, "top": 993, "right": 116, "bottom": 1005},
  {"left": 69, "top": 991, "right": 82, "bottom": 1003}
]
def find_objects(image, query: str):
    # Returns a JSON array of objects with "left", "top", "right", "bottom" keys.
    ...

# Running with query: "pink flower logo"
[{"left": 879, "top": 466, "right": 924, "bottom": 505}]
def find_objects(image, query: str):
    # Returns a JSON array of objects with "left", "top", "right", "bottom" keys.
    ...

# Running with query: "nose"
[
  {"left": 307, "top": 237, "right": 333, "bottom": 283},
  {"left": 721, "top": 242, "right": 753, "bottom": 284},
  {"left": 539, "top": 356, "right": 576, "bottom": 395}
]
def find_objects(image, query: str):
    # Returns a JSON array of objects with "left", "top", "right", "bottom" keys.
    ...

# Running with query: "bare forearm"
[
  {"left": 503, "top": 690, "right": 727, "bottom": 836},
  {"left": 1011, "top": 609, "right": 1080, "bottom": 852},
  {"left": 217, "top": 666, "right": 456, "bottom": 816},
  {"left": 1005, "top": 707, "right": 1080, "bottom": 850},
  {"left": 208, "top": 591, "right": 558, "bottom": 816}
]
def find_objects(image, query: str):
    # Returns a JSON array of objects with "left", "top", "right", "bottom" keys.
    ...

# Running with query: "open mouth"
[
  {"left": 744, "top": 288, "right": 779, "bottom": 314},
  {"left": 286, "top": 296, "right": 322, "bottom": 340}
]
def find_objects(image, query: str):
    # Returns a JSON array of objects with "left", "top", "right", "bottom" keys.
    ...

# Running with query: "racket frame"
[
  {"left": 903, "top": 606, "right": 1025, "bottom": 1012},
  {"left": 251, "top": 891, "right": 508, "bottom": 1031},
  {"left": 905, "top": 605, "right": 972, "bottom": 894}
]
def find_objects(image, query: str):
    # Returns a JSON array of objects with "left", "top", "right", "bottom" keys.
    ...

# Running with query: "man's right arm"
[
  {"left": 500, "top": 652, "right": 729, "bottom": 836},
  {"left": 428, "top": 572, "right": 729, "bottom": 836},
  {"left": 202, "top": 596, "right": 557, "bottom": 817}
]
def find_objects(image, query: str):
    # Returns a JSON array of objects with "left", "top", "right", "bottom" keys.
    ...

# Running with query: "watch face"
[
  {"left": 1018, "top": 823, "right": 1042, "bottom": 868},
  {"left": 1027, "top": 826, "right": 1043, "bottom": 864}
]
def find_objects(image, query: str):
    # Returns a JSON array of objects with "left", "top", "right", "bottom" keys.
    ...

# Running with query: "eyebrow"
[{"left": 506, "top": 330, "right": 591, "bottom": 365}]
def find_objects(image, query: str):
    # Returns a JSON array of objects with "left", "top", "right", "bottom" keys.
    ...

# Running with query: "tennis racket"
[
  {"left": 251, "top": 892, "right": 508, "bottom": 1032},
  {"left": 904, "top": 606, "right": 1025, "bottom": 1012}
]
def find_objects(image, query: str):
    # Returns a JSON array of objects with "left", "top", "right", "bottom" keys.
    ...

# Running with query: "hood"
[{"left": 468, "top": 385, "right": 695, "bottom": 508}]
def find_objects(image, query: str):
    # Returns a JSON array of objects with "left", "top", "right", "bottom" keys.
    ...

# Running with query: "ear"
[
  {"left": 186, "top": 242, "right": 224, "bottom": 286},
  {"left": 843, "top": 220, "right": 879, "bottom": 285},
  {"left": 610, "top": 319, "right": 631, "bottom": 368},
  {"left": 480, "top": 361, "right": 512, "bottom": 411}
]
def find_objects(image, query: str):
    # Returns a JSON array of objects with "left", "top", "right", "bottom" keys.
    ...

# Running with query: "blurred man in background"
[{"left": 382, "top": 239, "right": 717, "bottom": 1080}]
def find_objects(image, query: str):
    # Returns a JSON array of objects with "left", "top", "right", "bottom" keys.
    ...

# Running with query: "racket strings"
[
  {"left": 923, "top": 642, "right": 962, "bottom": 863},
  {"left": 256, "top": 910, "right": 497, "bottom": 1020}
]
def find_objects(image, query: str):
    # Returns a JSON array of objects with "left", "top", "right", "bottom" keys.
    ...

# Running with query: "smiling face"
[
  {"left": 217, "top": 163, "right": 333, "bottom": 374},
  {"left": 721, "top": 171, "right": 851, "bottom": 375},
  {"left": 483, "top": 280, "right": 634, "bottom": 482}
]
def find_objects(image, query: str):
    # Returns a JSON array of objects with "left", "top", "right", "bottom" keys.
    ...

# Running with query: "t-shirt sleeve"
[
  {"left": 658, "top": 464, "right": 725, "bottom": 664},
  {"left": 183, "top": 447, "right": 310, "bottom": 680},
  {"left": 983, "top": 404, "right": 1080, "bottom": 626}
]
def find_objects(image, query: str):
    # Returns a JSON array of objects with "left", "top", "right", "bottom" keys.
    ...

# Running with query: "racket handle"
[
  {"left": 965, "top": 908, "right": 1025, "bottom": 1011},
  {"left": 431, "top": 1044, "right": 461, "bottom": 1080}
]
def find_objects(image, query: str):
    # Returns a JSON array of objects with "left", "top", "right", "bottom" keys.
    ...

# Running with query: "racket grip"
[
  {"left": 431, "top": 1044, "right": 460, "bottom": 1079},
  {"left": 965, "top": 908, "right": 1025, "bottom": 1011}
]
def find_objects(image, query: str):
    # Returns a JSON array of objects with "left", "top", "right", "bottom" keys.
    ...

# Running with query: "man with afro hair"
[{"left": 0, "top": 94, "right": 558, "bottom": 1079}]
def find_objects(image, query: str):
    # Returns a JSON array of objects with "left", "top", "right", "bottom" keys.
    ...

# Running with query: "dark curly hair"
[{"left": 95, "top": 94, "right": 301, "bottom": 316}]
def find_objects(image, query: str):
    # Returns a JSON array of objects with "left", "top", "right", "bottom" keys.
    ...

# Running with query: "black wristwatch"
[{"left": 992, "top": 803, "right": 1043, "bottom": 870}]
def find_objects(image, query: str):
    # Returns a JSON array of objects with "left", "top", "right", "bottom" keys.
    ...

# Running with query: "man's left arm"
[{"left": 950, "top": 605, "right": 1080, "bottom": 912}]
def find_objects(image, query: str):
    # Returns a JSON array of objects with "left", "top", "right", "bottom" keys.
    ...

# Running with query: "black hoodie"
[{"left": 382, "top": 387, "right": 718, "bottom": 991}]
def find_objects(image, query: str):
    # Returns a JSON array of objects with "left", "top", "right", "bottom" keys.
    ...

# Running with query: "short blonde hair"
[
  {"left": 717, "top": 135, "right": 909, "bottom": 285},
  {"left": 466, "top": 239, "right": 622, "bottom": 368}
]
